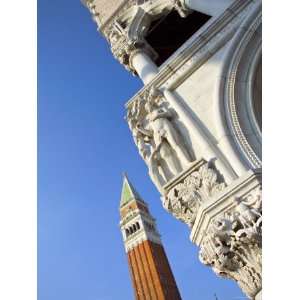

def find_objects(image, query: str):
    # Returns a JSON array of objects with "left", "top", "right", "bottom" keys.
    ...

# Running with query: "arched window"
[
  {"left": 136, "top": 222, "right": 140, "bottom": 230},
  {"left": 125, "top": 228, "right": 130, "bottom": 237},
  {"left": 133, "top": 224, "right": 137, "bottom": 232},
  {"left": 129, "top": 227, "right": 134, "bottom": 234}
]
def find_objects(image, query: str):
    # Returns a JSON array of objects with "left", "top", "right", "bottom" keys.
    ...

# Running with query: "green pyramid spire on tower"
[{"left": 120, "top": 173, "right": 144, "bottom": 207}]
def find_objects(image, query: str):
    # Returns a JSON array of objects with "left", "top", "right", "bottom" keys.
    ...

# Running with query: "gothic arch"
[{"left": 217, "top": 2, "right": 262, "bottom": 171}]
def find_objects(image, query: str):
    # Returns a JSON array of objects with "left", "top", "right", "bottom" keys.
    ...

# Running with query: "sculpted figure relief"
[{"left": 127, "top": 88, "right": 193, "bottom": 189}]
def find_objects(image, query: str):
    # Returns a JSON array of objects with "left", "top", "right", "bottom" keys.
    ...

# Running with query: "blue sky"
[{"left": 38, "top": 1, "right": 245, "bottom": 299}]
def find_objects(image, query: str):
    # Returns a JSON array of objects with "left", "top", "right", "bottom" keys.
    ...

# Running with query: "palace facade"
[{"left": 82, "top": 1, "right": 262, "bottom": 299}]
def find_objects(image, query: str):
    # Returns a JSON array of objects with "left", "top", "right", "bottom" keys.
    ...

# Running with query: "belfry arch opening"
[
  {"left": 145, "top": 10, "right": 211, "bottom": 66},
  {"left": 132, "top": 224, "right": 137, "bottom": 232}
]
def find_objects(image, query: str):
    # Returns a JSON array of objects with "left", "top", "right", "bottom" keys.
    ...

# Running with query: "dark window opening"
[
  {"left": 146, "top": 10, "right": 211, "bottom": 66},
  {"left": 136, "top": 222, "right": 140, "bottom": 230},
  {"left": 133, "top": 224, "right": 137, "bottom": 232}
]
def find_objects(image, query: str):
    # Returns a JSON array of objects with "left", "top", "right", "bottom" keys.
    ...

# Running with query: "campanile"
[{"left": 119, "top": 174, "right": 182, "bottom": 300}]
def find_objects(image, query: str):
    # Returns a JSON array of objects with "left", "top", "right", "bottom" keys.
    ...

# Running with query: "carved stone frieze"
[
  {"left": 222, "top": 6, "right": 262, "bottom": 169},
  {"left": 163, "top": 161, "right": 226, "bottom": 227},
  {"left": 199, "top": 187, "right": 262, "bottom": 299},
  {"left": 127, "top": 87, "right": 194, "bottom": 189}
]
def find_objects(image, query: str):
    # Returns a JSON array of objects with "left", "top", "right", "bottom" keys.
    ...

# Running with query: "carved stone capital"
[
  {"left": 110, "top": 35, "right": 145, "bottom": 74},
  {"left": 199, "top": 187, "right": 261, "bottom": 299},
  {"left": 106, "top": 22, "right": 141, "bottom": 73},
  {"left": 163, "top": 159, "right": 226, "bottom": 227},
  {"left": 105, "top": 7, "right": 157, "bottom": 74}
]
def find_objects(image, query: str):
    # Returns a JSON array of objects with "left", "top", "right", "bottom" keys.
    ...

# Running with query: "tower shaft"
[
  {"left": 120, "top": 175, "right": 181, "bottom": 300},
  {"left": 128, "top": 240, "right": 181, "bottom": 300}
]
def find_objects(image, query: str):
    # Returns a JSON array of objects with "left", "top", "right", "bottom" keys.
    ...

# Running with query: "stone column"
[
  {"left": 130, "top": 50, "right": 159, "bottom": 85},
  {"left": 184, "top": 0, "right": 234, "bottom": 16},
  {"left": 163, "top": 89, "right": 238, "bottom": 181}
]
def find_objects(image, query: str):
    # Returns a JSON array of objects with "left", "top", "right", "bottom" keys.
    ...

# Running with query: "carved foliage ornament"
[
  {"left": 199, "top": 188, "right": 262, "bottom": 299},
  {"left": 107, "top": 23, "right": 145, "bottom": 73},
  {"left": 163, "top": 162, "right": 226, "bottom": 227},
  {"left": 104, "top": 7, "right": 155, "bottom": 74}
]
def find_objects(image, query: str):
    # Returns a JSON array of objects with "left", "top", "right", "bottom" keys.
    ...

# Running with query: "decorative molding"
[
  {"left": 222, "top": 2, "right": 262, "bottom": 169},
  {"left": 163, "top": 159, "right": 226, "bottom": 227},
  {"left": 247, "top": 45, "right": 262, "bottom": 142},
  {"left": 199, "top": 187, "right": 261, "bottom": 298}
]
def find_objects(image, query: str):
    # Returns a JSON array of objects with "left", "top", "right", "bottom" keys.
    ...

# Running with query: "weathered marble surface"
[{"left": 82, "top": 0, "right": 126, "bottom": 25}]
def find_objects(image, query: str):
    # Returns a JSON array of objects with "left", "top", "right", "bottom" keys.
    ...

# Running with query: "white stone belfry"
[
  {"left": 119, "top": 174, "right": 162, "bottom": 252},
  {"left": 82, "top": 0, "right": 262, "bottom": 299}
]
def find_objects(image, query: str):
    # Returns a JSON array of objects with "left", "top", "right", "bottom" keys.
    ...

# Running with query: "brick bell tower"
[{"left": 119, "top": 174, "right": 182, "bottom": 300}]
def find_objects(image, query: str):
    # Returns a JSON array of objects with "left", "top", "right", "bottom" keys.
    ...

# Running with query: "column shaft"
[
  {"left": 163, "top": 89, "right": 238, "bottom": 181},
  {"left": 130, "top": 51, "right": 159, "bottom": 85}
]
